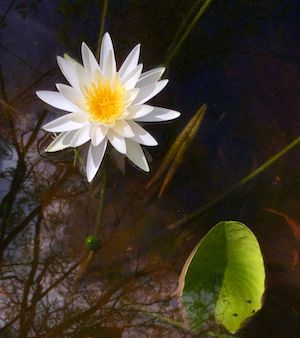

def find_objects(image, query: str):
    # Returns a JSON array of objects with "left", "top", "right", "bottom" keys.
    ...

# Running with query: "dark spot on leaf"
[
  {"left": 233, "top": 313, "right": 238, "bottom": 317},
  {"left": 252, "top": 310, "right": 256, "bottom": 313},
  {"left": 246, "top": 300, "right": 252, "bottom": 303}
]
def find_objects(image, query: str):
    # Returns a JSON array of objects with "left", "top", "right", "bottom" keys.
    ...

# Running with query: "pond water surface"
[{"left": 0, "top": 1, "right": 300, "bottom": 337}]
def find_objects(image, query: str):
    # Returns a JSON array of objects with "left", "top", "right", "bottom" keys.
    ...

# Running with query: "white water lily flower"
[{"left": 37, "top": 33, "right": 180, "bottom": 182}]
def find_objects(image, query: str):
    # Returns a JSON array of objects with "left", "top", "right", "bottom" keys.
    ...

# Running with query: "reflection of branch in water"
[
  {"left": 0, "top": 69, "right": 53, "bottom": 246},
  {"left": 18, "top": 213, "right": 42, "bottom": 338},
  {"left": 0, "top": 98, "right": 22, "bottom": 153},
  {"left": 0, "top": 65, "right": 7, "bottom": 99},
  {"left": 0, "top": 42, "right": 41, "bottom": 74},
  {"left": 1, "top": 227, "right": 191, "bottom": 338},
  {"left": 0, "top": 0, "right": 18, "bottom": 27},
  {"left": 43, "top": 272, "right": 146, "bottom": 338},
  {"left": 1, "top": 162, "right": 75, "bottom": 256},
  {"left": 10, "top": 67, "right": 55, "bottom": 103},
  {"left": 23, "top": 110, "right": 48, "bottom": 153},
  {"left": 0, "top": 99, "right": 27, "bottom": 262},
  {"left": 0, "top": 259, "right": 80, "bottom": 334}
]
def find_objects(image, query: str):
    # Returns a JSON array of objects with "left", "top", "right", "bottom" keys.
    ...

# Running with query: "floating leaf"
[{"left": 179, "top": 221, "right": 265, "bottom": 334}]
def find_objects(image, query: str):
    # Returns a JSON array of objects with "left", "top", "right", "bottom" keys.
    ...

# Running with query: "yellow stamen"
[{"left": 85, "top": 79, "right": 125, "bottom": 124}]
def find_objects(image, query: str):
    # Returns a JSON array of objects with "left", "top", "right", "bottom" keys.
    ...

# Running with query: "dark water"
[{"left": 0, "top": 1, "right": 300, "bottom": 337}]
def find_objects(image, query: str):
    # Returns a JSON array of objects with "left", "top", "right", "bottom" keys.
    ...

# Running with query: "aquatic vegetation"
[
  {"left": 36, "top": 33, "right": 180, "bottom": 182},
  {"left": 147, "top": 103, "right": 207, "bottom": 197},
  {"left": 179, "top": 221, "right": 265, "bottom": 334},
  {"left": 1, "top": 1, "right": 299, "bottom": 337}
]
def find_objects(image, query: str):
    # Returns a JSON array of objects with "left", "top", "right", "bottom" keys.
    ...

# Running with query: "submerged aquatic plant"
[{"left": 37, "top": 33, "right": 180, "bottom": 182}]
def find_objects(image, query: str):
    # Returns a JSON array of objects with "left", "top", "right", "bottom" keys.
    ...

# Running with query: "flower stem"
[
  {"left": 96, "top": 0, "right": 109, "bottom": 62},
  {"left": 165, "top": 0, "right": 214, "bottom": 66},
  {"left": 95, "top": 167, "right": 107, "bottom": 236},
  {"left": 168, "top": 135, "right": 300, "bottom": 229}
]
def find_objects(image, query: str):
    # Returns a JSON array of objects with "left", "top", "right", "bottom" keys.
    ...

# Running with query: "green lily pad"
[{"left": 179, "top": 221, "right": 265, "bottom": 334}]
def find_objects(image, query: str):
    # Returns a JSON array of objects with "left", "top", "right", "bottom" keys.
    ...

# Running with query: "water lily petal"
[
  {"left": 43, "top": 112, "right": 87, "bottom": 132},
  {"left": 70, "top": 123, "right": 91, "bottom": 147},
  {"left": 125, "top": 104, "right": 153, "bottom": 119},
  {"left": 57, "top": 56, "right": 79, "bottom": 90},
  {"left": 123, "top": 88, "right": 140, "bottom": 107},
  {"left": 127, "top": 121, "right": 158, "bottom": 146},
  {"left": 90, "top": 124, "right": 108, "bottom": 146},
  {"left": 134, "top": 79, "right": 168, "bottom": 105},
  {"left": 56, "top": 83, "right": 86, "bottom": 110},
  {"left": 86, "top": 139, "right": 107, "bottom": 182},
  {"left": 119, "top": 44, "right": 140, "bottom": 79},
  {"left": 113, "top": 120, "right": 134, "bottom": 138},
  {"left": 107, "top": 129, "right": 127, "bottom": 154},
  {"left": 136, "top": 67, "right": 165, "bottom": 88},
  {"left": 134, "top": 107, "right": 180, "bottom": 122},
  {"left": 121, "top": 64, "right": 143, "bottom": 90},
  {"left": 126, "top": 139, "right": 149, "bottom": 172},
  {"left": 36, "top": 91, "right": 80, "bottom": 113},
  {"left": 81, "top": 42, "right": 101, "bottom": 78},
  {"left": 100, "top": 33, "right": 115, "bottom": 73},
  {"left": 46, "top": 130, "right": 77, "bottom": 152},
  {"left": 103, "top": 50, "right": 116, "bottom": 79},
  {"left": 75, "top": 62, "right": 93, "bottom": 93}
]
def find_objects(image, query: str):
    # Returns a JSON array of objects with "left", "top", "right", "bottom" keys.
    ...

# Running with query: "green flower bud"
[{"left": 84, "top": 235, "right": 100, "bottom": 251}]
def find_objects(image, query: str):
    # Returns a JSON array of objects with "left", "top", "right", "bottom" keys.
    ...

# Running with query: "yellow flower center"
[{"left": 85, "top": 79, "right": 125, "bottom": 124}]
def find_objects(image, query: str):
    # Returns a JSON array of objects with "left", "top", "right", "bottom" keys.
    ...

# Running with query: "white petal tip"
[
  {"left": 81, "top": 42, "right": 89, "bottom": 53},
  {"left": 119, "top": 148, "right": 127, "bottom": 155},
  {"left": 159, "top": 67, "right": 166, "bottom": 76},
  {"left": 172, "top": 111, "right": 181, "bottom": 119},
  {"left": 102, "top": 32, "right": 112, "bottom": 44},
  {"left": 136, "top": 163, "right": 150, "bottom": 172},
  {"left": 86, "top": 166, "right": 96, "bottom": 183},
  {"left": 45, "top": 146, "right": 59, "bottom": 153},
  {"left": 42, "top": 127, "right": 54, "bottom": 132},
  {"left": 148, "top": 136, "right": 158, "bottom": 146},
  {"left": 145, "top": 139, "right": 158, "bottom": 146},
  {"left": 41, "top": 123, "right": 49, "bottom": 131}
]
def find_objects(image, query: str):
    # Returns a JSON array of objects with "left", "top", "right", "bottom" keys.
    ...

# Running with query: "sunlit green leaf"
[{"left": 179, "top": 221, "right": 265, "bottom": 334}]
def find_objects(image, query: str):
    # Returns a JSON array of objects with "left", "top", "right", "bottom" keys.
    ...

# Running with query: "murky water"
[{"left": 0, "top": 1, "right": 300, "bottom": 337}]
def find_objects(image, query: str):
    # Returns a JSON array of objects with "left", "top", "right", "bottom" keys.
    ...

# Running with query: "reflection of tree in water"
[
  {"left": 0, "top": 0, "right": 300, "bottom": 337},
  {"left": 0, "top": 66, "right": 196, "bottom": 336}
]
